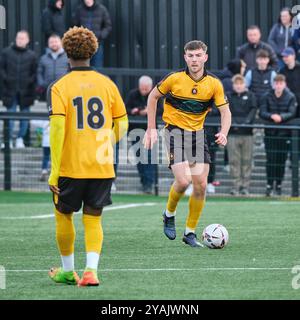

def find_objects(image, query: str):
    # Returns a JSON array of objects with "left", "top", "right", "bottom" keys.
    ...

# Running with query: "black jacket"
[
  {"left": 259, "top": 88, "right": 298, "bottom": 136},
  {"left": 228, "top": 90, "right": 257, "bottom": 135},
  {"left": 237, "top": 41, "right": 278, "bottom": 70},
  {"left": 247, "top": 66, "right": 275, "bottom": 102},
  {"left": 0, "top": 44, "right": 37, "bottom": 108},
  {"left": 213, "top": 59, "right": 242, "bottom": 94},
  {"left": 280, "top": 63, "right": 300, "bottom": 117},
  {"left": 41, "top": 0, "right": 65, "bottom": 41},
  {"left": 72, "top": 0, "right": 112, "bottom": 41}
]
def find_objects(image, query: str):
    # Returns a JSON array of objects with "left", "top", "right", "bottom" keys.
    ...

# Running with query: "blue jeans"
[
  {"left": 136, "top": 147, "right": 156, "bottom": 189},
  {"left": 7, "top": 96, "right": 30, "bottom": 140},
  {"left": 90, "top": 44, "right": 104, "bottom": 69},
  {"left": 42, "top": 147, "right": 50, "bottom": 170}
]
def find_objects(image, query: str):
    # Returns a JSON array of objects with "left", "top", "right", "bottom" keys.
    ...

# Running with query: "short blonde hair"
[
  {"left": 232, "top": 74, "right": 245, "bottom": 83},
  {"left": 62, "top": 26, "right": 98, "bottom": 60}
]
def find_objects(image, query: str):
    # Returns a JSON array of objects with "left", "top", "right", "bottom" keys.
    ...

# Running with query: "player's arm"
[
  {"left": 47, "top": 83, "right": 66, "bottom": 194},
  {"left": 111, "top": 114, "right": 129, "bottom": 145},
  {"left": 111, "top": 83, "right": 128, "bottom": 144},
  {"left": 48, "top": 115, "right": 65, "bottom": 194},
  {"left": 213, "top": 79, "right": 231, "bottom": 146},
  {"left": 144, "top": 86, "right": 164, "bottom": 149},
  {"left": 216, "top": 105, "right": 231, "bottom": 146}
]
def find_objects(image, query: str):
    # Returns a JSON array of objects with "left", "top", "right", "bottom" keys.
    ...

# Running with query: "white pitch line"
[
  {"left": 0, "top": 203, "right": 157, "bottom": 220},
  {"left": 3, "top": 267, "right": 292, "bottom": 272}
]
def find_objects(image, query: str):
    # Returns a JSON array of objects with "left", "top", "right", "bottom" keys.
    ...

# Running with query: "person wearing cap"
[{"left": 281, "top": 47, "right": 300, "bottom": 118}]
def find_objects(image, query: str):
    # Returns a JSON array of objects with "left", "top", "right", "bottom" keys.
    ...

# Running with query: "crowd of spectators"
[{"left": 0, "top": 3, "right": 299, "bottom": 196}]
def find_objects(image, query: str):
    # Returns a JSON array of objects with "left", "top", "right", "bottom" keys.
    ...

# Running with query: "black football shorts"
[
  {"left": 53, "top": 177, "right": 114, "bottom": 213},
  {"left": 164, "top": 124, "right": 211, "bottom": 168}
]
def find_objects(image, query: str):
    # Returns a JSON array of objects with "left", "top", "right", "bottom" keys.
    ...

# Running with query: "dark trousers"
[
  {"left": 264, "top": 135, "right": 289, "bottom": 186},
  {"left": 42, "top": 147, "right": 50, "bottom": 171},
  {"left": 206, "top": 131, "right": 218, "bottom": 184},
  {"left": 136, "top": 147, "right": 156, "bottom": 189}
]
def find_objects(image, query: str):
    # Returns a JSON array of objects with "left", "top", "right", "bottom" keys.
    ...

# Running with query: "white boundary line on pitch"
[
  {"left": 0, "top": 203, "right": 157, "bottom": 220},
  {"left": 3, "top": 267, "right": 292, "bottom": 272}
]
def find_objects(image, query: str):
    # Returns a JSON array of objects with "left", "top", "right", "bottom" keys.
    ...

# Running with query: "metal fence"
[{"left": 0, "top": 111, "right": 299, "bottom": 198}]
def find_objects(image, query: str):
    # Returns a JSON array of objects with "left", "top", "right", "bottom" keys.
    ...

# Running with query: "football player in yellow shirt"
[
  {"left": 144, "top": 40, "right": 231, "bottom": 247},
  {"left": 48, "top": 27, "right": 128, "bottom": 286}
]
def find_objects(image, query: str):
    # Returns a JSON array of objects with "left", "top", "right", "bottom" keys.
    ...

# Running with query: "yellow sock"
[
  {"left": 186, "top": 196, "right": 205, "bottom": 231},
  {"left": 166, "top": 184, "right": 185, "bottom": 214},
  {"left": 55, "top": 209, "right": 75, "bottom": 256},
  {"left": 82, "top": 214, "right": 103, "bottom": 254}
]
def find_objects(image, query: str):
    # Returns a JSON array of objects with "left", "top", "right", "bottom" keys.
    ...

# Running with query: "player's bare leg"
[
  {"left": 182, "top": 163, "right": 209, "bottom": 247},
  {"left": 163, "top": 161, "right": 191, "bottom": 240}
]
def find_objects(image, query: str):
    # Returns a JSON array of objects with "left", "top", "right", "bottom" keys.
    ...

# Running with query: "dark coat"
[
  {"left": 72, "top": 0, "right": 112, "bottom": 41},
  {"left": 0, "top": 44, "right": 37, "bottom": 108},
  {"left": 228, "top": 90, "right": 257, "bottom": 135},
  {"left": 213, "top": 59, "right": 242, "bottom": 94},
  {"left": 280, "top": 62, "right": 300, "bottom": 117},
  {"left": 237, "top": 41, "right": 278, "bottom": 70},
  {"left": 41, "top": 0, "right": 66, "bottom": 41},
  {"left": 259, "top": 88, "right": 298, "bottom": 136},
  {"left": 37, "top": 50, "right": 69, "bottom": 89}
]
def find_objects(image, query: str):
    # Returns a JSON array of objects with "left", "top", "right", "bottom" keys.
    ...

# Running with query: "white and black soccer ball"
[{"left": 202, "top": 224, "right": 229, "bottom": 249}]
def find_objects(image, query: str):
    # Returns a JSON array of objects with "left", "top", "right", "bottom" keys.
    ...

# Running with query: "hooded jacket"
[
  {"left": 268, "top": 23, "right": 294, "bottom": 56},
  {"left": 41, "top": 0, "right": 65, "bottom": 41},
  {"left": 72, "top": 0, "right": 112, "bottom": 41},
  {"left": 0, "top": 44, "right": 37, "bottom": 108}
]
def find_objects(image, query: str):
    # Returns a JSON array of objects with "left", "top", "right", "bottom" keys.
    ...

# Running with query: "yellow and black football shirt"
[
  {"left": 157, "top": 68, "right": 228, "bottom": 131},
  {"left": 47, "top": 66, "right": 127, "bottom": 179}
]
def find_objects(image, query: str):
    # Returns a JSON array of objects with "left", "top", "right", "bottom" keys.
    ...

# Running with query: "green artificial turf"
[{"left": 0, "top": 192, "right": 299, "bottom": 300}]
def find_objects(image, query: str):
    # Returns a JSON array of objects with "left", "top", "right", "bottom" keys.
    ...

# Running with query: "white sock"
[
  {"left": 185, "top": 227, "right": 195, "bottom": 235},
  {"left": 86, "top": 252, "right": 100, "bottom": 270},
  {"left": 165, "top": 210, "right": 176, "bottom": 217},
  {"left": 61, "top": 254, "right": 74, "bottom": 272}
]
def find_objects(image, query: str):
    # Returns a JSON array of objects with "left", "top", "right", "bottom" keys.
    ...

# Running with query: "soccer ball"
[{"left": 202, "top": 224, "right": 229, "bottom": 249}]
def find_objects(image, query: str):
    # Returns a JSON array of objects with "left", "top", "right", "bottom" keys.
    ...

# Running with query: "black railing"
[{"left": 0, "top": 112, "right": 299, "bottom": 196}]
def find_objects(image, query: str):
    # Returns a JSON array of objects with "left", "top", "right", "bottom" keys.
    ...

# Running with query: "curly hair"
[{"left": 62, "top": 26, "right": 98, "bottom": 60}]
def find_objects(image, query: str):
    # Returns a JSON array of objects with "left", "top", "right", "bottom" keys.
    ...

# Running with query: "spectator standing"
[
  {"left": 126, "top": 76, "right": 157, "bottom": 194},
  {"left": 259, "top": 74, "right": 298, "bottom": 196},
  {"left": 281, "top": 47, "right": 300, "bottom": 117},
  {"left": 268, "top": 7, "right": 294, "bottom": 69},
  {"left": 227, "top": 75, "right": 257, "bottom": 196},
  {"left": 31, "top": 120, "right": 50, "bottom": 181},
  {"left": 292, "top": 13, "right": 300, "bottom": 62},
  {"left": 41, "top": 0, "right": 65, "bottom": 42},
  {"left": 37, "top": 34, "right": 69, "bottom": 100},
  {"left": 237, "top": 25, "right": 278, "bottom": 70},
  {"left": 72, "top": 0, "right": 112, "bottom": 68},
  {"left": 0, "top": 30, "right": 37, "bottom": 148},
  {"left": 245, "top": 49, "right": 277, "bottom": 104}
]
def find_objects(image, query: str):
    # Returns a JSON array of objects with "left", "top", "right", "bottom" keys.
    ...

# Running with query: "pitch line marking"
[
  {"left": 3, "top": 267, "right": 292, "bottom": 272},
  {"left": 0, "top": 203, "right": 157, "bottom": 220}
]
